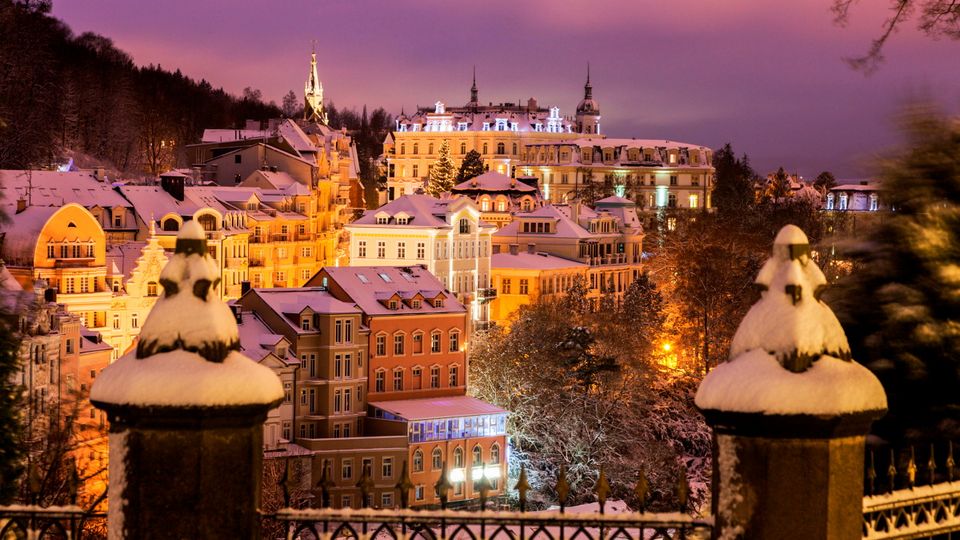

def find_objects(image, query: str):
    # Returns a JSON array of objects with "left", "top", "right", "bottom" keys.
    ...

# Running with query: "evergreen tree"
[
  {"left": 830, "top": 106, "right": 960, "bottom": 440},
  {"left": 621, "top": 272, "right": 667, "bottom": 363},
  {"left": 767, "top": 166, "right": 791, "bottom": 203},
  {"left": 711, "top": 143, "right": 755, "bottom": 215},
  {"left": 814, "top": 171, "right": 837, "bottom": 194},
  {"left": 456, "top": 149, "right": 485, "bottom": 183},
  {"left": 560, "top": 275, "right": 592, "bottom": 319},
  {"left": 426, "top": 139, "right": 456, "bottom": 196},
  {"left": 0, "top": 227, "right": 24, "bottom": 503},
  {"left": 281, "top": 90, "right": 298, "bottom": 118}
]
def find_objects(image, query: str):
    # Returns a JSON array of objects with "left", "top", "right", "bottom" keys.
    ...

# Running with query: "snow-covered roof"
[
  {"left": 322, "top": 266, "right": 466, "bottom": 316},
  {"left": 243, "top": 287, "right": 360, "bottom": 334},
  {"left": 492, "top": 252, "right": 587, "bottom": 271},
  {"left": 350, "top": 194, "right": 459, "bottom": 228},
  {"left": 452, "top": 171, "right": 538, "bottom": 193},
  {"left": 369, "top": 395, "right": 507, "bottom": 421},
  {"left": 496, "top": 205, "right": 594, "bottom": 240},
  {"left": 106, "top": 241, "right": 147, "bottom": 281},
  {"left": 0, "top": 170, "right": 132, "bottom": 214},
  {"left": 564, "top": 137, "right": 709, "bottom": 150},
  {"left": 236, "top": 310, "right": 297, "bottom": 365}
]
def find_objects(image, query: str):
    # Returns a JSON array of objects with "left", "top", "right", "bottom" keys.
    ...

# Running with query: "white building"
[{"left": 345, "top": 195, "right": 496, "bottom": 327}]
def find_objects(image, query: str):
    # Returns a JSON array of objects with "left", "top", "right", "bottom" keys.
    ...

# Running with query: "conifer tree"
[
  {"left": 426, "top": 139, "right": 456, "bottom": 197},
  {"left": 0, "top": 297, "right": 23, "bottom": 504},
  {"left": 456, "top": 149, "right": 485, "bottom": 183},
  {"left": 830, "top": 106, "right": 960, "bottom": 440},
  {"left": 711, "top": 143, "right": 755, "bottom": 215}
]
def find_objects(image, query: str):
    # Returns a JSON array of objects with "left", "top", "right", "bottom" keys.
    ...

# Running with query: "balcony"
[
  {"left": 53, "top": 257, "right": 96, "bottom": 268},
  {"left": 249, "top": 258, "right": 265, "bottom": 267},
  {"left": 476, "top": 288, "right": 498, "bottom": 301},
  {"left": 226, "top": 257, "right": 247, "bottom": 269},
  {"left": 250, "top": 236, "right": 265, "bottom": 244},
  {"left": 271, "top": 234, "right": 289, "bottom": 242}
]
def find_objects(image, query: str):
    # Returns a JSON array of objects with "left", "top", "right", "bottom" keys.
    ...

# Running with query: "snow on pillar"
[
  {"left": 91, "top": 221, "right": 283, "bottom": 540},
  {"left": 696, "top": 225, "right": 887, "bottom": 540}
]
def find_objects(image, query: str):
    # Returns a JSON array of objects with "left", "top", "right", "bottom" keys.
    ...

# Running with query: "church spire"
[
  {"left": 304, "top": 49, "right": 327, "bottom": 124},
  {"left": 469, "top": 66, "right": 478, "bottom": 107},
  {"left": 584, "top": 62, "right": 593, "bottom": 100}
]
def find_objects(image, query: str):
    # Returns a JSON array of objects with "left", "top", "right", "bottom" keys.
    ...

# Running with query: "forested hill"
[{"left": 0, "top": 0, "right": 280, "bottom": 175}]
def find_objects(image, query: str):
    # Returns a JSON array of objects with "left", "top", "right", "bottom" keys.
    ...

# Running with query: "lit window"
[
  {"left": 413, "top": 450, "right": 424, "bottom": 472},
  {"left": 449, "top": 331, "right": 459, "bottom": 352}
]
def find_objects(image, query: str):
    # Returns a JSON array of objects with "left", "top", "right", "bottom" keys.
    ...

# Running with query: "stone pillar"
[
  {"left": 695, "top": 225, "right": 887, "bottom": 540},
  {"left": 91, "top": 221, "right": 283, "bottom": 540}
]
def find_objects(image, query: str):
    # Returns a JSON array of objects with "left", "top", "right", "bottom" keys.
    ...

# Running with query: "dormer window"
[
  {"left": 301, "top": 317, "right": 311, "bottom": 330},
  {"left": 482, "top": 123, "right": 490, "bottom": 131},
  {"left": 376, "top": 214, "right": 390, "bottom": 225},
  {"left": 276, "top": 346, "right": 286, "bottom": 358},
  {"left": 458, "top": 122, "right": 468, "bottom": 131},
  {"left": 433, "top": 298, "right": 444, "bottom": 308},
  {"left": 412, "top": 299, "right": 421, "bottom": 309},
  {"left": 389, "top": 300, "right": 399, "bottom": 310}
]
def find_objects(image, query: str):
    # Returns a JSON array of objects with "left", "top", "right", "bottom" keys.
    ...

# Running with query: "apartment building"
[{"left": 448, "top": 171, "right": 544, "bottom": 229}]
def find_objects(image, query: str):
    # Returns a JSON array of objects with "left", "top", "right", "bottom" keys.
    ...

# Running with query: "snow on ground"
[
  {"left": 91, "top": 349, "right": 283, "bottom": 407},
  {"left": 696, "top": 349, "right": 886, "bottom": 415}
]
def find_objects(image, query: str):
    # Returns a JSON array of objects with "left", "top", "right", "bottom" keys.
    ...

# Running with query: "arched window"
[
  {"left": 480, "top": 198, "right": 490, "bottom": 212},
  {"left": 162, "top": 218, "right": 179, "bottom": 231},
  {"left": 496, "top": 198, "right": 507, "bottom": 212},
  {"left": 496, "top": 142, "right": 505, "bottom": 155},
  {"left": 522, "top": 199, "right": 532, "bottom": 212},
  {"left": 428, "top": 143, "right": 434, "bottom": 155},
  {"left": 454, "top": 447, "right": 464, "bottom": 468},
  {"left": 472, "top": 444, "right": 482, "bottom": 464},
  {"left": 459, "top": 142, "right": 467, "bottom": 154},
  {"left": 196, "top": 214, "right": 217, "bottom": 231},
  {"left": 413, "top": 143, "right": 419, "bottom": 155},
  {"left": 482, "top": 143, "right": 488, "bottom": 155},
  {"left": 400, "top": 143, "right": 406, "bottom": 155},
  {"left": 432, "top": 448, "right": 443, "bottom": 470},
  {"left": 490, "top": 444, "right": 500, "bottom": 464},
  {"left": 413, "top": 449, "right": 424, "bottom": 472},
  {"left": 146, "top": 281, "right": 158, "bottom": 297}
]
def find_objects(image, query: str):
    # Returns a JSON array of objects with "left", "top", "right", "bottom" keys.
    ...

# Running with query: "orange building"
[{"left": 309, "top": 266, "right": 507, "bottom": 507}]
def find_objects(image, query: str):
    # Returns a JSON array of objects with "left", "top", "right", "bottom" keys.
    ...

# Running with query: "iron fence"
[{"left": 0, "top": 503, "right": 106, "bottom": 539}]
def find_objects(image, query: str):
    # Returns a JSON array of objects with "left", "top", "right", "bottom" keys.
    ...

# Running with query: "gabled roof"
[
  {"left": 492, "top": 251, "right": 588, "bottom": 271},
  {"left": 452, "top": 171, "right": 538, "bottom": 193},
  {"left": 350, "top": 194, "right": 460, "bottom": 228},
  {"left": 321, "top": 266, "right": 466, "bottom": 317},
  {"left": 0, "top": 170, "right": 132, "bottom": 214},
  {"left": 235, "top": 309, "right": 298, "bottom": 365},
  {"left": 242, "top": 287, "right": 360, "bottom": 334},
  {"left": 496, "top": 204, "right": 593, "bottom": 240}
]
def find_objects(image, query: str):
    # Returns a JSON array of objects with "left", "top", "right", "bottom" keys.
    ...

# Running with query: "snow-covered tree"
[
  {"left": 0, "top": 282, "right": 24, "bottom": 503},
  {"left": 620, "top": 272, "right": 667, "bottom": 364},
  {"left": 426, "top": 139, "right": 456, "bottom": 197},
  {"left": 281, "top": 90, "right": 299, "bottom": 118},
  {"left": 830, "top": 106, "right": 960, "bottom": 440}
]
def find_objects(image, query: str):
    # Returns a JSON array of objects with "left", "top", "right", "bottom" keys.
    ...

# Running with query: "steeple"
[
  {"left": 584, "top": 63, "right": 593, "bottom": 100},
  {"left": 469, "top": 66, "right": 478, "bottom": 107},
  {"left": 304, "top": 49, "right": 327, "bottom": 124}
]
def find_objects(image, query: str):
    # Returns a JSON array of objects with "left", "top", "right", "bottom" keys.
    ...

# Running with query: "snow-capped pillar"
[
  {"left": 696, "top": 225, "right": 887, "bottom": 540},
  {"left": 91, "top": 221, "right": 283, "bottom": 540}
]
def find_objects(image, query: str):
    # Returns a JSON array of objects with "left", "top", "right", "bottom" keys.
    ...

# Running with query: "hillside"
[{"left": 0, "top": 0, "right": 280, "bottom": 176}]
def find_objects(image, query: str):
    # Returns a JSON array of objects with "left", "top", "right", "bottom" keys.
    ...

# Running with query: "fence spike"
[
  {"left": 947, "top": 441, "right": 956, "bottom": 482},
  {"left": 677, "top": 464, "right": 690, "bottom": 513},
  {"left": 515, "top": 465, "right": 531, "bottom": 512},
  {"left": 316, "top": 463, "right": 334, "bottom": 508},
  {"left": 595, "top": 466, "right": 610, "bottom": 515},
  {"left": 395, "top": 460, "right": 414, "bottom": 509},
  {"left": 867, "top": 450, "right": 877, "bottom": 496},
  {"left": 280, "top": 457, "right": 291, "bottom": 508},
  {"left": 634, "top": 468, "right": 649, "bottom": 513},
  {"left": 907, "top": 446, "right": 917, "bottom": 489},
  {"left": 556, "top": 465, "right": 570, "bottom": 514},
  {"left": 927, "top": 444, "right": 937, "bottom": 485},
  {"left": 356, "top": 463, "right": 375, "bottom": 508},
  {"left": 887, "top": 449, "right": 897, "bottom": 493},
  {"left": 435, "top": 461, "right": 452, "bottom": 510}
]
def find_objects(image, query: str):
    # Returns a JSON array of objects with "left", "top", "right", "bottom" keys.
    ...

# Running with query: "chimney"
[
  {"left": 241, "top": 281, "right": 251, "bottom": 295},
  {"left": 230, "top": 304, "right": 243, "bottom": 324},
  {"left": 160, "top": 174, "right": 185, "bottom": 202},
  {"left": 16, "top": 197, "right": 27, "bottom": 214},
  {"left": 509, "top": 244, "right": 519, "bottom": 256},
  {"left": 527, "top": 243, "right": 536, "bottom": 254}
]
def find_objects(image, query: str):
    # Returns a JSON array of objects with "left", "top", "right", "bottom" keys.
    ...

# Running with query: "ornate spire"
[
  {"left": 470, "top": 65, "right": 478, "bottom": 106},
  {"left": 584, "top": 62, "right": 593, "bottom": 100},
  {"left": 304, "top": 51, "right": 327, "bottom": 124}
]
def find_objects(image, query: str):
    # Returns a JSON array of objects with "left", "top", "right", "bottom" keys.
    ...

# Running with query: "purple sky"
[{"left": 53, "top": 1, "right": 960, "bottom": 178}]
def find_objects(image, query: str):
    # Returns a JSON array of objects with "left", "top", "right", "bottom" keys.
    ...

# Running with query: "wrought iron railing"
[
  {"left": 0, "top": 492, "right": 107, "bottom": 539},
  {"left": 862, "top": 441, "right": 960, "bottom": 539}
]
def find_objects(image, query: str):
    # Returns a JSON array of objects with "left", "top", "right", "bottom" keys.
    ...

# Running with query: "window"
[
  {"left": 482, "top": 143, "right": 488, "bottom": 154},
  {"left": 382, "top": 457, "right": 394, "bottom": 479},
  {"left": 501, "top": 279, "right": 511, "bottom": 294},
  {"left": 839, "top": 193, "right": 849, "bottom": 210},
  {"left": 344, "top": 388, "right": 351, "bottom": 412},
  {"left": 459, "top": 219, "right": 470, "bottom": 234},
  {"left": 473, "top": 445, "right": 482, "bottom": 464},
  {"left": 302, "top": 317, "right": 311, "bottom": 331},
  {"left": 668, "top": 193, "right": 677, "bottom": 208},
  {"left": 412, "top": 164, "right": 419, "bottom": 178},
  {"left": 413, "top": 450, "right": 424, "bottom": 472},
  {"left": 432, "top": 448, "right": 443, "bottom": 470},
  {"left": 670, "top": 175, "right": 678, "bottom": 186},
  {"left": 449, "top": 331, "right": 459, "bottom": 352},
  {"left": 496, "top": 142, "right": 505, "bottom": 154},
  {"left": 377, "top": 242, "right": 386, "bottom": 258},
  {"left": 870, "top": 194, "right": 879, "bottom": 211},
  {"left": 459, "top": 142, "right": 467, "bottom": 154},
  {"left": 449, "top": 365, "right": 459, "bottom": 387},
  {"left": 381, "top": 492, "right": 393, "bottom": 508},
  {"left": 430, "top": 366, "right": 440, "bottom": 388},
  {"left": 519, "top": 279, "right": 528, "bottom": 295},
  {"left": 283, "top": 383, "right": 292, "bottom": 403},
  {"left": 415, "top": 486, "right": 424, "bottom": 501},
  {"left": 413, "top": 143, "right": 419, "bottom": 155},
  {"left": 113, "top": 314, "right": 120, "bottom": 330},
  {"left": 234, "top": 154, "right": 242, "bottom": 164},
  {"left": 826, "top": 193, "right": 835, "bottom": 210},
  {"left": 358, "top": 241, "right": 366, "bottom": 258},
  {"left": 416, "top": 242, "right": 425, "bottom": 259},
  {"left": 342, "top": 459, "right": 353, "bottom": 481},
  {"left": 491, "top": 444, "right": 500, "bottom": 464},
  {"left": 454, "top": 447, "right": 464, "bottom": 468},
  {"left": 376, "top": 334, "right": 387, "bottom": 356},
  {"left": 375, "top": 370, "right": 385, "bottom": 392},
  {"left": 335, "top": 355, "right": 343, "bottom": 378},
  {"left": 131, "top": 314, "right": 139, "bottom": 329},
  {"left": 689, "top": 194, "right": 699, "bottom": 209},
  {"left": 431, "top": 331, "right": 441, "bottom": 353},
  {"left": 334, "top": 389, "right": 342, "bottom": 413},
  {"left": 397, "top": 242, "right": 406, "bottom": 258},
  {"left": 413, "top": 332, "right": 423, "bottom": 354},
  {"left": 394, "top": 333, "right": 405, "bottom": 355},
  {"left": 341, "top": 495, "right": 352, "bottom": 509},
  {"left": 344, "top": 320, "right": 352, "bottom": 343},
  {"left": 433, "top": 298, "right": 444, "bottom": 308},
  {"left": 393, "top": 369, "right": 403, "bottom": 391}
]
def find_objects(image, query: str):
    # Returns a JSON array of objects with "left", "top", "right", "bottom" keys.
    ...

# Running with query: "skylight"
[
  {"left": 378, "top": 273, "right": 393, "bottom": 283},
  {"left": 357, "top": 273, "right": 370, "bottom": 284}
]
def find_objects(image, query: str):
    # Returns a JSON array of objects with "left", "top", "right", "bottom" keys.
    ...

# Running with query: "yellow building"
[
  {"left": 383, "top": 73, "right": 602, "bottom": 203},
  {"left": 489, "top": 246, "right": 588, "bottom": 324}
]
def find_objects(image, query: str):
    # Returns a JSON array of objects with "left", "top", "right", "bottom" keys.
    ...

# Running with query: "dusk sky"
[{"left": 53, "top": 1, "right": 960, "bottom": 178}]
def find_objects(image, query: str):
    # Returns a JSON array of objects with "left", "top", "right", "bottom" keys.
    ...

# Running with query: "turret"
[
  {"left": 575, "top": 64, "right": 601, "bottom": 135},
  {"left": 304, "top": 52, "right": 328, "bottom": 124},
  {"left": 468, "top": 66, "right": 479, "bottom": 109}
]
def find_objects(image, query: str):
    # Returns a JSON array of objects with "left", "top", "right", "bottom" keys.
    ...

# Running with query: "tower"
[
  {"left": 304, "top": 51, "right": 328, "bottom": 124},
  {"left": 575, "top": 64, "right": 600, "bottom": 135}
]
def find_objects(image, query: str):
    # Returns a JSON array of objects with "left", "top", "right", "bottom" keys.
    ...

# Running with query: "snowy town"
[{"left": 1, "top": 1, "right": 959, "bottom": 539}]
